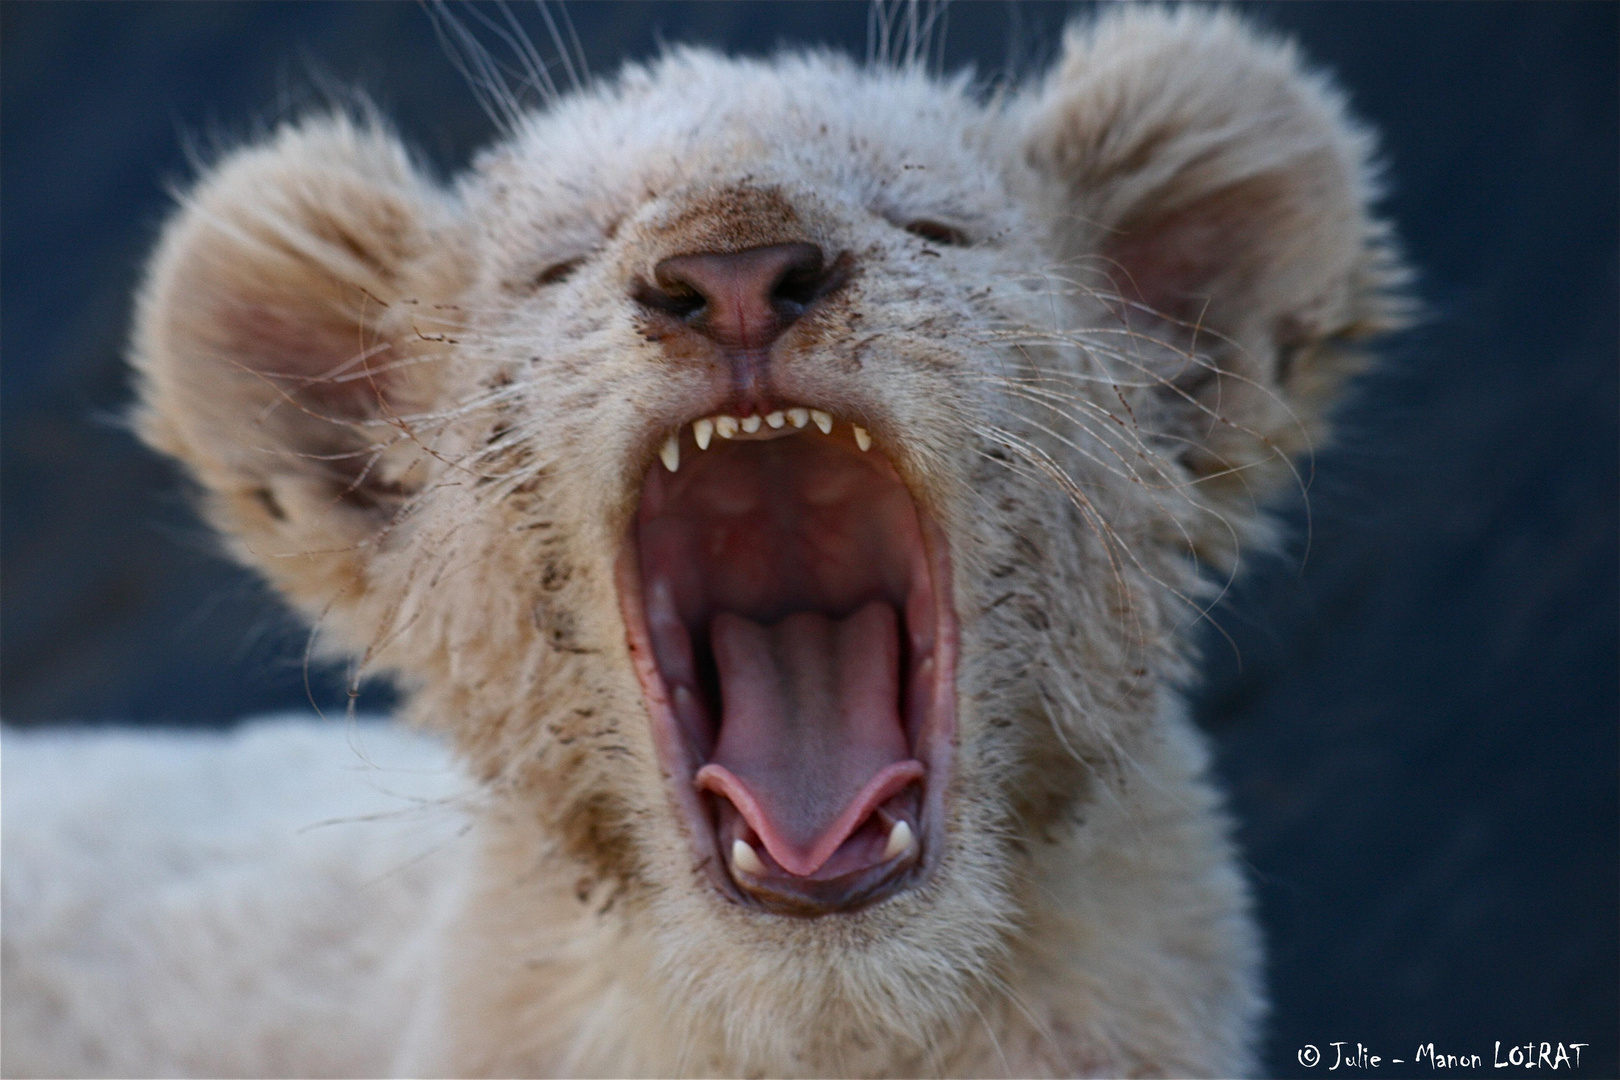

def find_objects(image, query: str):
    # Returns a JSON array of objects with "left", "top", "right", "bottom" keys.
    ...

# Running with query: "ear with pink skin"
[
  {"left": 131, "top": 114, "right": 466, "bottom": 623},
  {"left": 1020, "top": 8, "right": 1409, "bottom": 561}
]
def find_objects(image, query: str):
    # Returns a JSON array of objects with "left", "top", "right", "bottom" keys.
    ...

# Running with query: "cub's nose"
[{"left": 637, "top": 243, "right": 847, "bottom": 351}]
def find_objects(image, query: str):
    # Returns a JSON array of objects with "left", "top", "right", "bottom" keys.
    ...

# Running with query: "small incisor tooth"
[
  {"left": 853, "top": 425, "right": 872, "bottom": 451},
  {"left": 732, "top": 838, "right": 766, "bottom": 876},
  {"left": 694, "top": 417, "right": 714, "bottom": 450},
  {"left": 810, "top": 409, "right": 833, "bottom": 434},
  {"left": 765, "top": 411, "right": 786, "bottom": 428},
  {"left": 883, "top": 819, "right": 913, "bottom": 860},
  {"left": 715, "top": 415, "right": 740, "bottom": 439},
  {"left": 660, "top": 434, "right": 680, "bottom": 473},
  {"left": 741, "top": 414, "right": 762, "bottom": 433},
  {"left": 787, "top": 408, "right": 809, "bottom": 429}
]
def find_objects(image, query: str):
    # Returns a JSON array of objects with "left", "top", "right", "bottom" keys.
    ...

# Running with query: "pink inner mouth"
[{"left": 622, "top": 423, "right": 952, "bottom": 909}]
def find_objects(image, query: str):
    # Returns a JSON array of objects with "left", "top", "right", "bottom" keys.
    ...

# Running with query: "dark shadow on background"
[{"left": 2, "top": 4, "right": 1615, "bottom": 1076}]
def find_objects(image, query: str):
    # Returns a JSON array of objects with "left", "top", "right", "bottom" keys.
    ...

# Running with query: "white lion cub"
[{"left": 3, "top": 8, "right": 1404, "bottom": 1077}]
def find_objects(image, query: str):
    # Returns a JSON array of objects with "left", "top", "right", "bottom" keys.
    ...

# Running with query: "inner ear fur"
[
  {"left": 132, "top": 113, "right": 464, "bottom": 616},
  {"left": 1021, "top": 8, "right": 1409, "bottom": 563}
]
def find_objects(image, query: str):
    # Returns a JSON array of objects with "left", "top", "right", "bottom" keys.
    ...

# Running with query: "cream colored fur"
[
  {"left": 4, "top": 9, "right": 1406, "bottom": 1077},
  {"left": 1, "top": 718, "right": 472, "bottom": 1078}
]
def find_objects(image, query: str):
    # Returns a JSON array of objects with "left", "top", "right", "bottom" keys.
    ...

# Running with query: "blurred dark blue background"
[{"left": 3, "top": 3, "right": 1614, "bottom": 1076}]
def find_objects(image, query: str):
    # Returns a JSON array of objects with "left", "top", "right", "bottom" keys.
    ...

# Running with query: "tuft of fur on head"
[{"left": 128, "top": 8, "right": 1406, "bottom": 1076}]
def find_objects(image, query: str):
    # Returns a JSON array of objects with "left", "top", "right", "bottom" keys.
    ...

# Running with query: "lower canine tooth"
[
  {"left": 787, "top": 408, "right": 809, "bottom": 429},
  {"left": 741, "top": 414, "right": 762, "bottom": 433},
  {"left": 810, "top": 409, "right": 833, "bottom": 434},
  {"left": 853, "top": 425, "right": 872, "bottom": 451},
  {"left": 660, "top": 435, "right": 680, "bottom": 473},
  {"left": 883, "top": 820, "right": 913, "bottom": 860},
  {"left": 694, "top": 418, "right": 714, "bottom": 450},
  {"left": 732, "top": 839, "right": 766, "bottom": 876},
  {"left": 715, "top": 415, "right": 739, "bottom": 439},
  {"left": 765, "top": 411, "right": 786, "bottom": 428}
]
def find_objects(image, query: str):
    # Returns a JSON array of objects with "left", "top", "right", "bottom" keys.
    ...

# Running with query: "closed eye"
[
  {"left": 901, "top": 219, "right": 970, "bottom": 247},
  {"left": 534, "top": 258, "right": 584, "bottom": 288}
]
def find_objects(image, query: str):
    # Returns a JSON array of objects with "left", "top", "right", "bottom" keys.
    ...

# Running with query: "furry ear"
[
  {"left": 1020, "top": 8, "right": 1408, "bottom": 562},
  {"left": 131, "top": 114, "right": 464, "bottom": 618}
]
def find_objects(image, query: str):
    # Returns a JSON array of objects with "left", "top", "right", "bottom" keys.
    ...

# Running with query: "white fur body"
[
  {"left": 1, "top": 719, "right": 471, "bottom": 1078},
  {"left": 3, "top": 9, "right": 1406, "bottom": 1077}
]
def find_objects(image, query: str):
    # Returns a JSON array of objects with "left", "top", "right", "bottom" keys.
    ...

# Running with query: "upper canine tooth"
[
  {"left": 715, "top": 415, "right": 740, "bottom": 439},
  {"left": 853, "top": 425, "right": 872, "bottom": 451},
  {"left": 787, "top": 408, "right": 809, "bottom": 429},
  {"left": 883, "top": 819, "right": 914, "bottom": 861},
  {"left": 694, "top": 418, "right": 714, "bottom": 450},
  {"left": 741, "top": 414, "right": 762, "bottom": 434},
  {"left": 765, "top": 411, "right": 786, "bottom": 429},
  {"left": 731, "top": 838, "right": 766, "bottom": 876},
  {"left": 660, "top": 434, "right": 680, "bottom": 473},
  {"left": 810, "top": 410, "right": 833, "bottom": 434}
]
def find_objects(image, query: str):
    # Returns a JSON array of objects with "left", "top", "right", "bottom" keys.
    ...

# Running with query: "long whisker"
[{"left": 426, "top": 0, "right": 527, "bottom": 134}]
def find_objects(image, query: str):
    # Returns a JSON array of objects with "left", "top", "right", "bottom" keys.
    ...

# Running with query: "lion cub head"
[{"left": 131, "top": 7, "right": 1402, "bottom": 1068}]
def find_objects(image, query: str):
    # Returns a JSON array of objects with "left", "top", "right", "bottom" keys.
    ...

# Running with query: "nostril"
[
  {"left": 771, "top": 265, "right": 826, "bottom": 313},
  {"left": 633, "top": 278, "right": 706, "bottom": 320},
  {"left": 773, "top": 250, "right": 853, "bottom": 316}
]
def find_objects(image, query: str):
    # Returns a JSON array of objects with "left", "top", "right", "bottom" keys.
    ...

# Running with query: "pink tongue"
[{"left": 695, "top": 601, "right": 922, "bottom": 877}]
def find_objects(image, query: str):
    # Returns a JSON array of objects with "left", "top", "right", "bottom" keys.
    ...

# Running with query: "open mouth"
[{"left": 617, "top": 407, "right": 956, "bottom": 917}]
